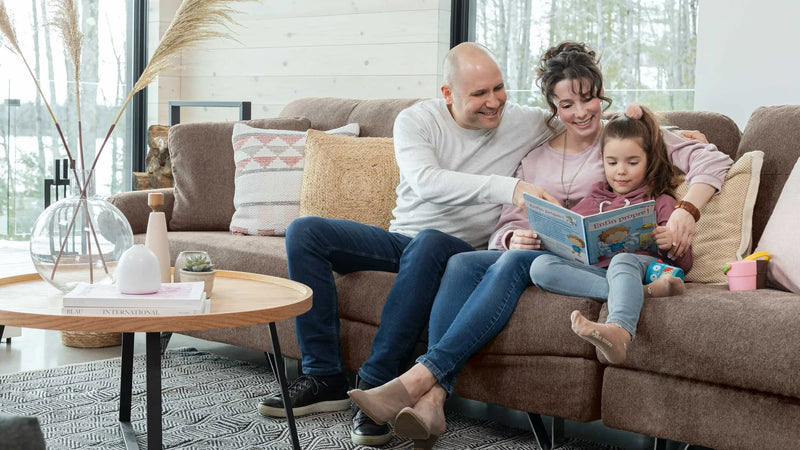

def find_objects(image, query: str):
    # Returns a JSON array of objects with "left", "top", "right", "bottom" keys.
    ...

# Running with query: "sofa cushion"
[
  {"left": 279, "top": 98, "right": 423, "bottom": 137},
  {"left": 673, "top": 151, "right": 763, "bottom": 283},
  {"left": 169, "top": 117, "right": 311, "bottom": 232},
  {"left": 144, "top": 231, "right": 291, "bottom": 279},
  {"left": 602, "top": 368, "right": 800, "bottom": 450},
  {"left": 229, "top": 123, "right": 359, "bottom": 236},
  {"left": 738, "top": 105, "right": 800, "bottom": 245},
  {"left": 299, "top": 130, "right": 398, "bottom": 230},
  {"left": 656, "top": 110, "right": 742, "bottom": 159},
  {"left": 598, "top": 283, "right": 800, "bottom": 399},
  {"left": 754, "top": 157, "right": 800, "bottom": 293}
]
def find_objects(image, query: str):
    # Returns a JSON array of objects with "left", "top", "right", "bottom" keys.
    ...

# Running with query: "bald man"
[{"left": 258, "top": 43, "right": 558, "bottom": 446}]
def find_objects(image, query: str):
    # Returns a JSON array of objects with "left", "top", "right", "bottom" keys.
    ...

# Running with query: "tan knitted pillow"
[
  {"left": 300, "top": 130, "right": 398, "bottom": 230},
  {"left": 674, "top": 151, "right": 764, "bottom": 283}
]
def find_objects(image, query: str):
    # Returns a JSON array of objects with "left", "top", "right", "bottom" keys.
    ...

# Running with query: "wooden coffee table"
[{"left": 0, "top": 270, "right": 312, "bottom": 450}]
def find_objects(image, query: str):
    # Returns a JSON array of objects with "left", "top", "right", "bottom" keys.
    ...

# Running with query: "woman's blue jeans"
[
  {"left": 285, "top": 216, "right": 473, "bottom": 382},
  {"left": 416, "top": 249, "right": 548, "bottom": 394},
  {"left": 529, "top": 252, "right": 657, "bottom": 336}
]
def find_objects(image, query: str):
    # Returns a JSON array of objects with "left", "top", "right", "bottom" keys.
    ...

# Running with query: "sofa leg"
[
  {"left": 264, "top": 352, "right": 278, "bottom": 378},
  {"left": 264, "top": 353, "right": 301, "bottom": 381},
  {"left": 526, "top": 413, "right": 565, "bottom": 450},
  {"left": 681, "top": 444, "right": 714, "bottom": 450}
]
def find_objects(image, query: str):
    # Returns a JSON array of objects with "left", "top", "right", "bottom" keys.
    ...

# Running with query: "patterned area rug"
[{"left": 0, "top": 348, "right": 619, "bottom": 449}]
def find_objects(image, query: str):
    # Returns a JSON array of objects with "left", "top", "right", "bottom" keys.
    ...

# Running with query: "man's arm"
[{"left": 393, "top": 110, "right": 518, "bottom": 206}]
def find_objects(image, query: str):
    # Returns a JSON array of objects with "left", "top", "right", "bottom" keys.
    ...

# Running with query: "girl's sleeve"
[
  {"left": 655, "top": 195, "right": 694, "bottom": 272},
  {"left": 663, "top": 130, "right": 733, "bottom": 192}
]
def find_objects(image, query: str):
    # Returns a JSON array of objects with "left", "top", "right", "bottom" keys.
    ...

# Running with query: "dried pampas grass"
[
  {"left": 3, "top": 0, "right": 254, "bottom": 181},
  {"left": 0, "top": 2, "right": 22, "bottom": 55},
  {"left": 52, "top": 0, "right": 86, "bottom": 169},
  {"left": 133, "top": 0, "right": 251, "bottom": 96},
  {"left": 52, "top": 0, "right": 83, "bottom": 86},
  {"left": 3, "top": 0, "right": 254, "bottom": 277},
  {"left": 96, "top": 0, "right": 255, "bottom": 176},
  {"left": 1, "top": 0, "right": 76, "bottom": 177}
]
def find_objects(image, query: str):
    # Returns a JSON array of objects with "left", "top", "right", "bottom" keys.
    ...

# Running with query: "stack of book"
[{"left": 62, "top": 282, "right": 208, "bottom": 316}]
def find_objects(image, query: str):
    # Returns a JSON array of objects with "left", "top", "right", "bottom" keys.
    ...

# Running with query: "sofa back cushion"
[
  {"left": 655, "top": 110, "right": 742, "bottom": 158},
  {"left": 169, "top": 117, "right": 311, "bottom": 231},
  {"left": 736, "top": 105, "right": 800, "bottom": 246},
  {"left": 279, "top": 97, "right": 423, "bottom": 137}
]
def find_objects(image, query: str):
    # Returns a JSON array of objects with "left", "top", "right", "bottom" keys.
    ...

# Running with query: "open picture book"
[{"left": 523, "top": 193, "right": 658, "bottom": 265}]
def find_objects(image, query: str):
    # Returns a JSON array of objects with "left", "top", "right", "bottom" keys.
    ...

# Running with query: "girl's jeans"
[
  {"left": 529, "top": 252, "right": 657, "bottom": 337},
  {"left": 416, "top": 249, "right": 549, "bottom": 394}
]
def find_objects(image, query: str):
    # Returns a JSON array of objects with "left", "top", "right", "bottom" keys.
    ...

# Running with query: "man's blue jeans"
[
  {"left": 285, "top": 216, "right": 473, "bottom": 383},
  {"left": 416, "top": 249, "right": 548, "bottom": 394},
  {"left": 529, "top": 252, "right": 657, "bottom": 336}
]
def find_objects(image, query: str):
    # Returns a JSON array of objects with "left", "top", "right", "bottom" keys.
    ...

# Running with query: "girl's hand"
[
  {"left": 653, "top": 226, "right": 677, "bottom": 251},
  {"left": 508, "top": 229, "right": 543, "bottom": 250},
  {"left": 664, "top": 208, "right": 695, "bottom": 258}
]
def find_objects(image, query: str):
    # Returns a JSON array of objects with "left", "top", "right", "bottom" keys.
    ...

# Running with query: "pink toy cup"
[{"left": 723, "top": 251, "right": 770, "bottom": 291}]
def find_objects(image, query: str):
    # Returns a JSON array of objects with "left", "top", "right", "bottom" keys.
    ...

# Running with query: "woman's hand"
[
  {"left": 508, "top": 229, "right": 543, "bottom": 250},
  {"left": 677, "top": 129, "right": 709, "bottom": 144},
  {"left": 664, "top": 208, "right": 695, "bottom": 258}
]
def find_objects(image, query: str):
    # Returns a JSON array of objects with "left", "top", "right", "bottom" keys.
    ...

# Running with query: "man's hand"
[
  {"left": 512, "top": 181, "right": 558, "bottom": 208},
  {"left": 677, "top": 129, "right": 709, "bottom": 144},
  {"left": 508, "top": 229, "right": 543, "bottom": 250},
  {"left": 663, "top": 208, "right": 696, "bottom": 258}
]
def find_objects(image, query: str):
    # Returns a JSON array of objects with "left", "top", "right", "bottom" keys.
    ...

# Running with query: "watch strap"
[{"left": 674, "top": 200, "right": 701, "bottom": 222}]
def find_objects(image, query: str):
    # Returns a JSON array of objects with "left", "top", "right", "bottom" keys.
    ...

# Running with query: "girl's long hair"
[{"left": 602, "top": 105, "right": 678, "bottom": 199}]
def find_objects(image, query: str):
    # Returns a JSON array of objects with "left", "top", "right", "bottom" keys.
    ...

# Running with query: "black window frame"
[{"left": 130, "top": 0, "right": 148, "bottom": 173}]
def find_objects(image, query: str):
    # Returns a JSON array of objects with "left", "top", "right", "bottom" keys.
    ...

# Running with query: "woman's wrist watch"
[{"left": 674, "top": 200, "right": 701, "bottom": 222}]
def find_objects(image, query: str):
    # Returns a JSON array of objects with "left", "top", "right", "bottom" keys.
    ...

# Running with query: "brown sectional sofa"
[{"left": 109, "top": 98, "right": 800, "bottom": 449}]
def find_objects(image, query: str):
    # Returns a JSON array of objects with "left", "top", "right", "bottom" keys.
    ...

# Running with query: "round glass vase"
[{"left": 29, "top": 170, "right": 135, "bottom": 292}]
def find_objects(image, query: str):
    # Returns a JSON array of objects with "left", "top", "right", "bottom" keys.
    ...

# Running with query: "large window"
[
  {"left": 0, "top": 0, "right": 136, "bottom": 240},
  {"left": 472, "top": 0, "right": 699, "bottom": 112}
]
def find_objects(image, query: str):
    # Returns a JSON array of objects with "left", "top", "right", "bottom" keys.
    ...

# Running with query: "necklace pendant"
[{"left": 564, "top": 198, "right": 570, "bottom": 209}]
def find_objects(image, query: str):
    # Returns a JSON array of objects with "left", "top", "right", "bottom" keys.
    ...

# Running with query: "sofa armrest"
[{"left": 107, "top": 188, "right": 175, "bottom": 234}]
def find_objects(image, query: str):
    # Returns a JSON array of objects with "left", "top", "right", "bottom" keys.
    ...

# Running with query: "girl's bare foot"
[
  {"left": 570, "top": 310, "right": 631, "bottom": 364},
  {"left": 644, "top": 274, "right": 685, "bottom": 298}
]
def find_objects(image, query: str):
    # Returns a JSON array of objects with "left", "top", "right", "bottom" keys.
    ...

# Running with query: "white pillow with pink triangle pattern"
[{"left": 230, "top": 122, "right": 359, "bottom": 236}]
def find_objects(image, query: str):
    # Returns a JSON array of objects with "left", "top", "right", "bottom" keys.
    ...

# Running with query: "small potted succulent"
[{"left": 179, "top": 254, "right": 216, "bottom": 297}]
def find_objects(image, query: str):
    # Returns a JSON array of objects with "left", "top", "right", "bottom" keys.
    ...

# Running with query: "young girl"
[{"left": 529, "top": 103, "right": 693, "bottom": 364}]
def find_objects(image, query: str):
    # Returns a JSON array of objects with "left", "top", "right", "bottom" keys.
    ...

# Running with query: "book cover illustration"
[
  {"left": 523, "top": 193, "right": 658, "bottom": 265},
  {"left": 63, "top": 281, "right": 206, "bottom": 308}
]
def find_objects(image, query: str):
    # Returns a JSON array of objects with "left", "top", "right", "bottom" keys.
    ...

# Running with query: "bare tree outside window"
[{"left": 475, "top": 0, "right": 699, "bottom": 112}]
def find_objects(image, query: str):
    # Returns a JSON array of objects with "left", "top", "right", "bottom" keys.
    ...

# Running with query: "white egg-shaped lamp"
[{"left": 115, "top": 244, "right": 162, "bottom": 294}]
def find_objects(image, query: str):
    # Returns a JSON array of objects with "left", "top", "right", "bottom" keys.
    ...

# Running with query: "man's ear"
[{"left": 441, "top": 85, "right": 453, "bottom": 104}]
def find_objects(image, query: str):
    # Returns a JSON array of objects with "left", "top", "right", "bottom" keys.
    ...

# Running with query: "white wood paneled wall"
[{"left": 147, "top": 0, "right": 451, "bottom": 125}]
